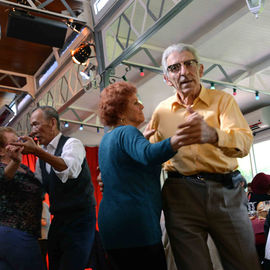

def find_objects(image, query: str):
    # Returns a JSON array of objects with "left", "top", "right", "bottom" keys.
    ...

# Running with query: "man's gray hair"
[
  {"left": 162, "top": 44, "right": 199, "bottom": 75},
  {"left": 32, "top": 106, "right": 60, "bottom": 130}
]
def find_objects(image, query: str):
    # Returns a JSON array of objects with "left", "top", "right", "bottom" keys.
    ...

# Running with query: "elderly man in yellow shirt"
[{"left": 149, "top": 44, "right": 260, "bottom": 270}]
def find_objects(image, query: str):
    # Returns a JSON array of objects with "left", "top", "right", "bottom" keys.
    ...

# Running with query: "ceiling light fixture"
[
  {"left": 140, "top": 68, "right": 144, "bottom": 77},
  {"left": 64, "top": 121, "right": 69, "bottom": 128},
  {"left": 79, "top": 124, "right": 83, "bottom": 131},
  {"left": 210, "top": 82, "right": 215, "bottom": 89},
  {"left": 233, "top": 88, "right": 237, "bottom": 96},
  {"left": 255, "top": 91, "right": 260, "bottom": 100},
  {"left": 246, "top": 0, "right": 265, "bottom": 18}
]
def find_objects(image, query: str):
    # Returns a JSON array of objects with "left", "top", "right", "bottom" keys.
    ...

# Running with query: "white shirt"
[{"left": 35, "top": 133, "right": 86, "bottom": 183}]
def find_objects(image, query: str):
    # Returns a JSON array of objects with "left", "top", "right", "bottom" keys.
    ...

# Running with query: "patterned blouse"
[{"left": 0, "top": 162, "right": 43, "bottom": 238}]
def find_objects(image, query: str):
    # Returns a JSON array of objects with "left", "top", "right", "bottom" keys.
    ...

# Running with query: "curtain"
[
  {"left": 85, "top": 146, "right": 102, "bottom": 229},
  {"left": 22, "top": 154, "right": 37, "bottom": 172}
]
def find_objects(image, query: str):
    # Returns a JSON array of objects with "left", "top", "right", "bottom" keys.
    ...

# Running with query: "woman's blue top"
[{"left": 98, "top": 125, "right": 176, "bottom": 249}]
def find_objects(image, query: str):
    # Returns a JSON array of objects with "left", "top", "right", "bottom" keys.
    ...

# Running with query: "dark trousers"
[
  {"left": 87, "top": 230, "right": 112, "bottom": 270},
  {"left": 162, "top": 176, "right": 261, "bottom": 270},
  {"left": 262, "top": 259, "right": 270, "bottom": 270},
  {"left": 48, "top": 207, "right": 96, "bottom": 270},
  {"left": 106, "top": 242, "right": 167, "bottom": 270},
  {"left": 38, "top": 239, "right": 48, "bottom": 270},
  {"left": 0, "top": 226, "right": 44, "bottom": 270}
]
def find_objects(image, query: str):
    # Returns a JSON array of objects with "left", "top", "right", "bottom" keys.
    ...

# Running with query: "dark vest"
[{"left": 39, "top": 135, "right": 96, "bottom": 215}]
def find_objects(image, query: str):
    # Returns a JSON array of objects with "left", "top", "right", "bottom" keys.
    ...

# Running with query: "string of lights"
[
  {"left": 71, "top": 43, "right": 267, "bottom": 100},
  {"left": 121, "top": 60, "right": 270, "bottom": 100},
  {"left": 108, "top": 65, "right": 131, "bottom": 84},
  {"left": 61, "top": 119, "right": 104, "bottom": 132}
]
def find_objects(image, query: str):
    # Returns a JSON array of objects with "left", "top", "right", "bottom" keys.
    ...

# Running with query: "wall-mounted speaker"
[{"left": 6, "top": 10, "right": 68, "bottom": 48}]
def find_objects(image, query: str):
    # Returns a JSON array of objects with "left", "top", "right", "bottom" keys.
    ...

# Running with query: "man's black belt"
[{"left": 167, "top": 170, "right": 245, "bottom": 189}]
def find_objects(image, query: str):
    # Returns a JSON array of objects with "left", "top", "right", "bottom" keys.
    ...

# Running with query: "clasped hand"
[
  {"left": 10, "top": 136, "right": 37, "bottom": 155},
  {"left": 178, "top": 106, "right": 217, "bottom": 145},
  {"left": 171, "top": 107, "right": 218, "bottom": 150},
  {"left": 6, "top": 144, "right": 23, "bottom": 163}
]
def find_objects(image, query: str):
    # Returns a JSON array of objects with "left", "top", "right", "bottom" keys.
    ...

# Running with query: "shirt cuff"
[{"left": 53, "top": 167, "right": 69, "bottom": 183}]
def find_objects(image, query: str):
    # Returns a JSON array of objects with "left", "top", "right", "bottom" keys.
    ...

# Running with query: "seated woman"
[
  {"left": 0, "top": 127, "right": 44, "bottom": 270},
  {"left": 249, "top": 172, "right": 270, "bottom": 211},
  {"left": 249, "top": 172, "right": 270, "bottom": 264},
  {"left": 98, "top": 81, "right": 182, "bottom": 270}
]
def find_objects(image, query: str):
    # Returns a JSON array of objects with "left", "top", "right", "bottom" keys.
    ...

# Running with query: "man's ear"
[
  {"left": 164, "top": 74, "right": 173, "bottom": 87},
  {"left": 50, "top": 117, "right": 58, "bottom": 129},
  {"left": 199, "top": 63, "right": 204, "bottom": 78}
]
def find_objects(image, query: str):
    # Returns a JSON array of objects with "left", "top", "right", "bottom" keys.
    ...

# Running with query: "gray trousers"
[{"left": 162, "top": 176, "right": 261, "bottom": 270}]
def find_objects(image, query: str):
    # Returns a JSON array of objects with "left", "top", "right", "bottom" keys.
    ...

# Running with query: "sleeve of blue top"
[{"left": 119, "top": 125, "right": 177, "bottom": 166}]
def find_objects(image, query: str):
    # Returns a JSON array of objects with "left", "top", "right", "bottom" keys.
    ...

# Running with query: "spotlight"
[
  {"left": 80, "top": 63, "right": 96, "bottom": 80},
  {"left": 210, "top": 82, "right": 215, "bottom": 89},
  {"left": 79, "top": 124, "right": 83, "bottom": 131},
  {"left": 64, "top": 121, "right": 69, "bottom": 128},
  {"left": 255, "top": 91, "right": 260, "bottom": 100},
  {"left": 233, "top": 88, "right": 237, "bottom": 96},
  {"left": 71, "top": 43, "right": 95, "bottom": 65},
  {"left": 80, "top": 70, "right": 90, "bottom": 80},
  {"left": 140, "top": 68, "right": 144, "bottom": 77},
  {"left": 122, "top": 75, "right": 127, "bottom": 81}
]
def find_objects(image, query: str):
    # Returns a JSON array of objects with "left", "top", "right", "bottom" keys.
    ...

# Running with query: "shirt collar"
[
  {"left": 43, "top": 132, "right": 62, "bottom": 151},
  {"left": 171, "top": 84, "right": 210, "bottom": 111},
  {"left": 197, "top": 84, "right": 210, "bottom": 107}
]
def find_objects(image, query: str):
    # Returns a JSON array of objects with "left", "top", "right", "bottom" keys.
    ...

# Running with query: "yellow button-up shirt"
[{"left": 150, "top": 85, "right": 253, "bottom": 175}]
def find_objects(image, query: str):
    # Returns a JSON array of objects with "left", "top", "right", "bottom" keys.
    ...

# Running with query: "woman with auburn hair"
[
  {"left": 98, "top": 81, "right": 182, "bottom": 270},
  {"left": 0, "top": 127, "right": 44, "bottom": 270}
]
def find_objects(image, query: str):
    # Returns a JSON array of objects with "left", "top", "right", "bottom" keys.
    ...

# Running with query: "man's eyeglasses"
[{"left": 167, "top": 59, "right": 198, "bottom": 73}]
